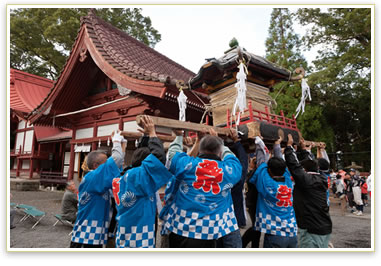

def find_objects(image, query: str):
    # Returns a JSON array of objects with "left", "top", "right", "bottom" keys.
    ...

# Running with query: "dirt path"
[{"left": 9, "top": 189, "right": 372, "bottom": 249}]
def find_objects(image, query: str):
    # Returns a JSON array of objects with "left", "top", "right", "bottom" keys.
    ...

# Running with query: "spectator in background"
[
  {"left": 361, "top": 177, "right": 368, "bottom": 207},
  {"left": 350, "top": 169, "right": 364, "bottom": 216},
  {"left": 335, "top": 174, "right": 347, "bottom": 216},
  {"left": 344, "top": 172, "right": 355, "bottom": 213},
  {"left": 60, "top": 180, "right": 78, "bottom": 223},
  {"left": 366, "top": 171, "right": 372, "bottom": 198}
]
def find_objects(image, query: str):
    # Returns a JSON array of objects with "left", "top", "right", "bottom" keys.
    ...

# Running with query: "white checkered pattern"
[
  {"left": 71, "top": 220, "right": 110, "bottom": 245},
  {"left": 254, "top": 212, "right": 297, "bottom": 237},
  {"left": 116, "top": 224, "right": 155, "bottom": 248},
  {"left": 163, "top": 203, "right": 238, "bottom": 240}
]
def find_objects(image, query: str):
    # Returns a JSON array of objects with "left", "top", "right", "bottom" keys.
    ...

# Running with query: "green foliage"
[
  {"left": 265, "top": 8, "right": 329, "bottom": 145},
  {"left": 10, "top": 8, "right": 161, "bottom": 79},
  {"left": 295, "top": 8, "right": 371, "bottom": 170}
]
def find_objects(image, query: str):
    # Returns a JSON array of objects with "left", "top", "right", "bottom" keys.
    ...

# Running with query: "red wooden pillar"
[
  {"left": 119, "top": 117, "right": 123, "bottom": 131},
  {"left": 265, "top": 106, "right": 270, "bottom": 122},
  {"left": 60, "top": 142, "right": 65, "bottom": 174},
  {"left": 29, "top": 132, "right": 36, "bottom": 179},
  {"left": 67, "top": 143, "right": 75, "bottom": 180},
  {"left": 92, "top": 142, "right": 97, "bottom": 151},
  {"left": 29, "top": 159, "right": 34, "bottom": 179},
  {"left": 16, "top": 158, "right": 21, "bottom": 177},
  {"left": 92, "top": 123, "right": 98, "bottom": 151}
]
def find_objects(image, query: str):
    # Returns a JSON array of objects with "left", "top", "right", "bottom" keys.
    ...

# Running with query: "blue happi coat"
[
  {"left": 71, "top": 157, "right": 121, "bottom": 245},
  {"left": 161, "top": 139, "right": 242, "bottom": 240},
  {"left": 112, "top": 154, "right": 172, "bottom": 248},
  {"left": 249, "top": 163, "right": 297, "bottom": 237}
]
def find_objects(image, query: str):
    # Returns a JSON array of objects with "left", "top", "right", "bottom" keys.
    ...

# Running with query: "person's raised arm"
[
  {"left": 273, "top": 136, "right": 283, "bottom": 159},
  {"left": 255, "top": 136, "right": 270, "bottom": 167},
  {"left": 167, "top": 129, "right": 184, "bottom": 161},
  {"left": 187, "top": 129, "right": 207, "bottom": 157},
  {"left": 111, "top": 130, "right": 127, "bottom": 169},
  {"left": 317, "top": 142, "right": 330, "bottom": 164},
  {"left": 284, "top": 134, "right": 307, "bottom": 186},
  {"left": 228, "top": 128, "right": 247, "bottom": 165},
  {"left": 139, "top": 115, "right": 166, "bottom": 165}
]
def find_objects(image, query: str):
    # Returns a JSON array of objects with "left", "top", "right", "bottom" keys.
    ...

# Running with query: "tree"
[
  {"left": 295, "top": 8, "right": 371, "bottom": 170},
  {"left": 265, "top": 8, "right": 334, "bottom": 146},
  {"left": 10, "top": 8, "right": 161, "bottom": 79}
]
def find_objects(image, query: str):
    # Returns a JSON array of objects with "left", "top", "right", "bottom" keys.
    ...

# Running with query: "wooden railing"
[
  {"left": 40, "top": 171, "right": 68, "bottom": 187},
  {"left": 226, "top": 101, "right": 299, "bottom": 130}
]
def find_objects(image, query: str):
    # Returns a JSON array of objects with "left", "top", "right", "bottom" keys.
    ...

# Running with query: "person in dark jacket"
[
  {"left": 217, "top": 128, "right": 248, "bottom": 248},
  {"left": 284, "top": 134, "right": 332, "bottom": 248},
  {"left": 225, "top": 129, "right": 248, "bottom": 228},
  {"left": 241, "top": 157, "right": 261, "bottom": 248}
]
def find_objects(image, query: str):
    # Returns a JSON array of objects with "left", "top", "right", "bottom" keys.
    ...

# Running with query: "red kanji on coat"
[
  {"left": 112, "top": 177, "right": 121, "bottom": 205},
  {"left": 193, "top": 160, "right": 223, "bottom": 194},
  {"left": 275, "top": 185, "right": 292, "bottom": 207}
]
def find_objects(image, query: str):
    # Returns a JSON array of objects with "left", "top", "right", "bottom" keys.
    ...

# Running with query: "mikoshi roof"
[{"left": 189, "top": 46, "right": 294, "bottom": 91}]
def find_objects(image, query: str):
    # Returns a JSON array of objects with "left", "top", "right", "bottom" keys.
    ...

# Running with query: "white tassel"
[
  {"left": 98, "top": 139, "right": 101, "bottom": 148},
  {"left": 177, "top": 89, "right": 187, "bottom": 121},
  {"left": 295, "top": 78, "right": 311, "bottom": 118},
  {"left": 107, "top": 137, "right": 110, "bottom": 146},
  {"left": 232, "top": 62, "right": 248, "bottom": 127}
]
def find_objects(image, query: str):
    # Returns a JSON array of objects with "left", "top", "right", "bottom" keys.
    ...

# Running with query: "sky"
[
  {"left": 140, "top": 5, "right": 322, "bottom": 74},
  {"left": 141, "top": 6, "right": 276, "bottom": 73}
]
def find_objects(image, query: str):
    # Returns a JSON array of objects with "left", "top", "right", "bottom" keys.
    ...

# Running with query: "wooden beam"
[
  {"left": 120, "top": 131, "right": 174, "bottom": 142},
  {"left": 136, "top": 115, "right": 232, "bottom": 136},
  {"left": 134, "top": 115, "right": 325, "bottom": 146},
  {"left": 120, "top": 131, "right": 195, "bottom": 145}
]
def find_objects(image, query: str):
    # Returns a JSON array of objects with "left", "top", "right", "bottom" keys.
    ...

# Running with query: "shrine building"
[
  {"left": 27, "top": 10, "right": 206, "bottom": 182},
  {"left": 10, "top": 68, "right": 72, "bottom": 180}
]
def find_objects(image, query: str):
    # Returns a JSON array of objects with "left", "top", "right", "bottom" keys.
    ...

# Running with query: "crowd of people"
[
  {"left": 53, "top": 116, "right": 370, "bottom": 249},
  {"left": 331, "top": 168, "right": 371, "bottom": 216}
]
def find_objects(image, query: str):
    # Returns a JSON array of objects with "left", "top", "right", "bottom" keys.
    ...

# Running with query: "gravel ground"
[{"left": 8, "top": 189, "right": 372, "bottom": 249}]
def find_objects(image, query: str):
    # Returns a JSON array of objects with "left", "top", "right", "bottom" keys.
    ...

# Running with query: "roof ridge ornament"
[
  {"left": 290, "top": 67, "right": 305, "bottom": 81},
  {"left": 79, "top": 47, "right": 88, "bottom": 62},
  {"left": 88, "top": 8, "right": 97, "bottom": 16},
  {"left": 116, "top": 83, "right": 131, "bottom": 96}
]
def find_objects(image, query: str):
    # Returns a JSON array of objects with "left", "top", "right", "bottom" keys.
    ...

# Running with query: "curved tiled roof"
[
  {"left": 82, "top": 9, "right": 195, "bottom": 83},
  {"left": 28, "top": 10, "right": 204, "bottom": 125},
  {"left": 190, "top": 46, "right": 292, "bottom": 89},
  {"left": 10, "top": 68, "right": 53, "bottom": 114}
]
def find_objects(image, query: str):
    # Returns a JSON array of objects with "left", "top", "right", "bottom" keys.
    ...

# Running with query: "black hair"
[
  {"left": 131, "top": 147, "right": 150, "bottom": 167},
  {"left": 199, "top": 135, "right": 224, "bottom": 155},
  {"left": 301, "top": 159, "right": 318, "bottom": 172},
  {"left": 318, "top": 158, "right": 330, "bottom": 171},
  {"left": 86, "top": 150, "right": 107, "bottom": 169},
  {"left": 336, "top": 174, "right": 342, "bottom": 179},
  {"left": 267, "top": 157, "right": 287, "bottom": 177}
]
